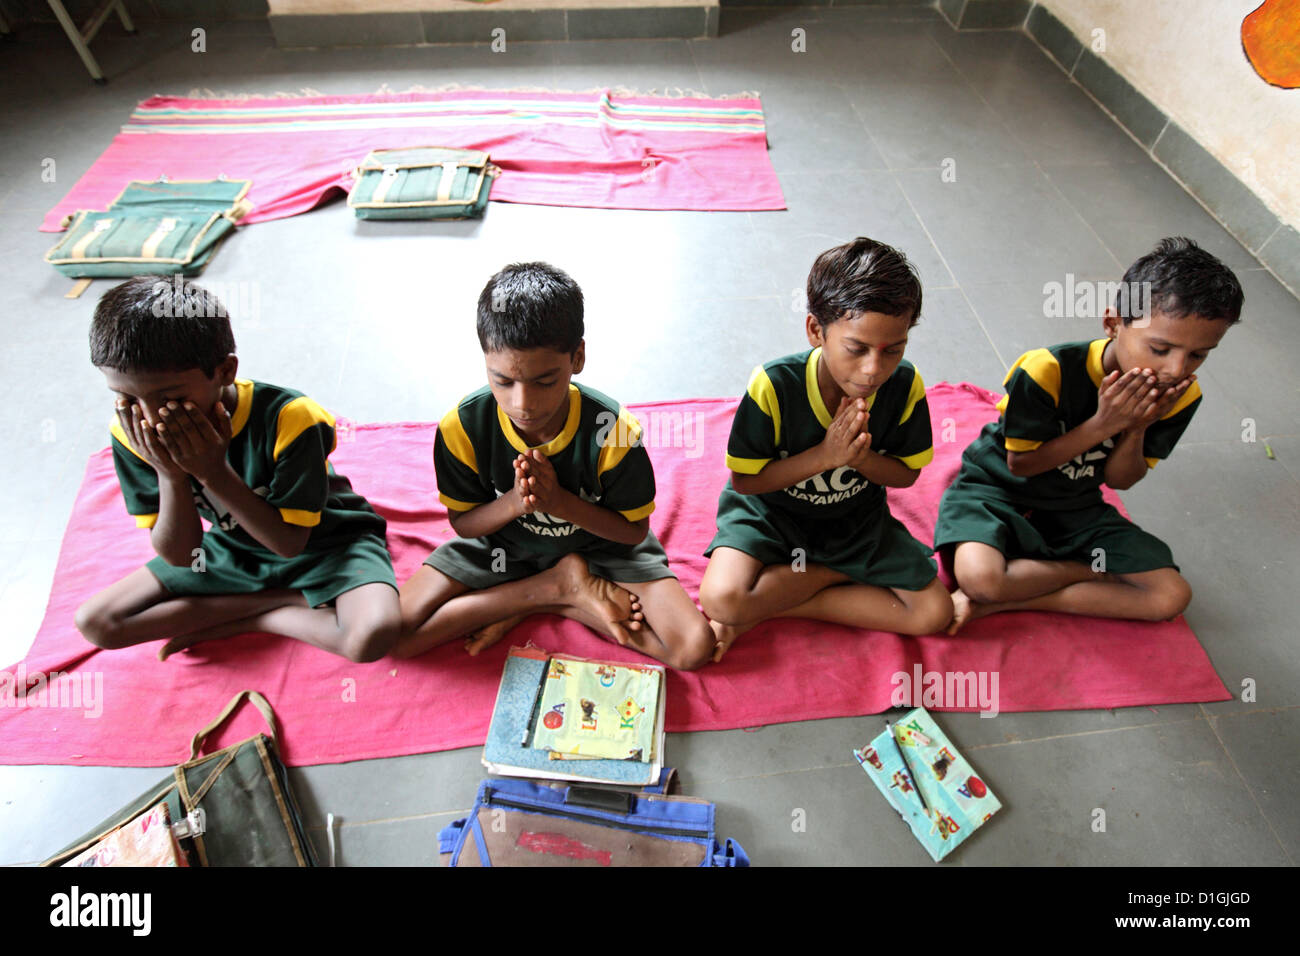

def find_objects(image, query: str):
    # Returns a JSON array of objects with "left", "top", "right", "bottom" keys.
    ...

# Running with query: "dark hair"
[
  {"left": 476, "top": 262, "right": 584, "bottom": 354},
  {"left": 1116, "top": 237, "right": 1243, "bottom": 324},
  {"left": 806, "top": 237, "right": 923, "bottom": 328},
  {"left": 89, "top": 276, "right": 235, "bottom": 377}
]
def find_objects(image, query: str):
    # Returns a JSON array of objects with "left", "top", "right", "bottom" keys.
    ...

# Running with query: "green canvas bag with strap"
[
  {"left": 347, "top": 146, "right": 500, "bottom": 220},
  {"left": 44, "top": 178, "right": 252, "bottom": 279},
  {"left": 41, "top": 690, "right": 316, "bottom": 868}
]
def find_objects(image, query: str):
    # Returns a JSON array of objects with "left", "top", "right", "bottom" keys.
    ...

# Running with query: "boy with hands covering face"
[
  {"left": 935, "top": 237, "right": 1243, "bottom": 632},
  {"left": 77, "top": 277, "right": 400, "bottom": 662}
]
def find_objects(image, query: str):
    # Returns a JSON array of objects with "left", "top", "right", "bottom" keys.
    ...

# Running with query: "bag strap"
[
  {"left": 189, "top": 690, "right": 278, "bottom": 761},
  {"left": 226, "top": 198, "right": 253, "bottom": 223},
  {"left": 435, "top": 161, "right": 460, "bottom": 201},
  {"left": 643, "top": 767, "right": 677, "bottom": 795},
  {"left": 712, "top": 838, "right": 750, "bottom": 867}
]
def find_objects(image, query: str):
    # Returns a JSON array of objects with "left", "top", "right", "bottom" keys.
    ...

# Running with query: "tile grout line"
[
  {"left": 1020, "top": 25, "right": 1299, "bottom": 303},
  {"left": 1034, "top": 156, "right": 1124, "bottom": 272},
  {"left": 1200, "top": 706, "right": 1296, "bottom": 865},
  {"left": 305, "top": 808, "right": 472, "bottom": 829},
  {"left": 682, "top": 711, "right": 1233, "bottom": 787},
  {"left": 911, "top": 27, "right": 1028, "bottom": 372},
  {"left": 960, "top": 712, "right": 1211, "bottom": 751},
  {"left": 902, "top": 210, "right": 1001, "bottom": 375},
  {"left": 1254, "top": 222, "right": 1281, "bottom": 257},
  {"left": 928, "top": 18, "right": 1125, "bottom": 276},
  {"left": 836, "top": 55, "right": 972, "bottom": 332}
]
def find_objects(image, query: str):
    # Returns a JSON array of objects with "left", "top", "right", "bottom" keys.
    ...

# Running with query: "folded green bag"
[
  {"left": 44, "top": 178, "right": 252, "bottom": 279},
  {"left": 348, "top": 146, "right": 500, "bottom": 220},
  {"left": 42, "top": 690, "right": 317, "bottom": 868}
]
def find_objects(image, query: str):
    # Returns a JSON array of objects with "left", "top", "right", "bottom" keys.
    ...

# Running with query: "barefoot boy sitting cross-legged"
[
  {"left": 394, "top": 262, "right": 714, "bottom": 671},
  {"left": 698, "top": 238, "right": 955, "bottom": 661},
  {"left": 934, "top": 237, "right": 1244, "bottom": 633}
]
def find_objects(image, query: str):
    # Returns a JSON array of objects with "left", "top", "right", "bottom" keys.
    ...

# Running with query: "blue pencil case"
[{"left": 439, "top": 774, "right": 749, "bottom": 867}]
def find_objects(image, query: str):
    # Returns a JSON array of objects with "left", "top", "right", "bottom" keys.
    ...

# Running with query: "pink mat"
[
  {"left": 40, "top": 90, "right": 785, "bottom": 231},
  {"left": 0, "top": 384, "right": 1229, "bottom": 767}
]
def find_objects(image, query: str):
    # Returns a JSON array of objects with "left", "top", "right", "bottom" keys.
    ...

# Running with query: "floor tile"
[
  {"left": 1207, "top": 708, "right": 1300, "bottom": 862},
  {"left": 896, "top": 163, "right": 1120, "bottom": 287}
]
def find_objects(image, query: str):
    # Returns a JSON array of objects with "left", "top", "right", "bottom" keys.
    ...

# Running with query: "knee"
[
  {"left": 666, "top": 621, "right": 716, "bottom": 672},
  {"left": 698, "top": 582, "right": 746, "bottom": 625},
  {"left": 901, "top": 587, "right": 955, "bottom": 636},
  {"left": 342, "top": 617, "right": 401, "bottom": 663},
  {"left": 955, "top": 563, "right": 1005, "bottom": 605},
  {"left": 74, "top": 601, "right": 122, "bottom": 649},
  {"left": 1146, "top": 574, "right": 1192, "bottom": 621}
]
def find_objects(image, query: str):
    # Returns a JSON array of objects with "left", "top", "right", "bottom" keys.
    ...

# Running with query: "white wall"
[{"left": 1037, "top": 0, "right": 1299, "bottom": 231}]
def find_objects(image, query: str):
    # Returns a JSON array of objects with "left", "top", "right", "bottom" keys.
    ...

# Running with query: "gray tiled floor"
[{"left": 2, "top": 7, "right": 1297, "bottom": 867}]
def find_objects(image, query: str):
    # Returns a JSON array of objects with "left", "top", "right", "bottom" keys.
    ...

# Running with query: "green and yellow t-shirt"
[
  {"left": 723, "top": 348, "right": 934, "bottom": 521},
  {"left": 434, "top": 382, "right": 656, "bottom": 557},
  {"left": 956, "top": 338, "right": 1202, "bottom": 510},
  {"left": 110, "top": 379, "right": 385, "bottom": 551}
]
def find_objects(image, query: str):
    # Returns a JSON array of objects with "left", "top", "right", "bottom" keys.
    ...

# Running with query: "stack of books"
[{"left": 483, "top": 646, "right": 666, "bottom": 786}]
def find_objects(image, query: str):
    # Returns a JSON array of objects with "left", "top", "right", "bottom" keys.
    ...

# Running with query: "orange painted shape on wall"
[{"left": 1242, "top": 0, "right": 1300, "bottom": 89}]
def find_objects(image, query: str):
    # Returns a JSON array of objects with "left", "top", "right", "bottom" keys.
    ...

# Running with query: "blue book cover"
[
  {"left": 482, "top": 646, "right": 664, "bottom": 786},
  {"left": 854, "top": 708, "right": 1001, "bottom": 861}
]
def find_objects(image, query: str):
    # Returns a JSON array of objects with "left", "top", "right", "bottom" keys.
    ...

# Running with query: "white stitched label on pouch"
[
  {"left": 141, "top": 218, "right": 179, "bottom": 259},
  {"left": 71, "top": 219, "right": 113, "bottom": 258}
]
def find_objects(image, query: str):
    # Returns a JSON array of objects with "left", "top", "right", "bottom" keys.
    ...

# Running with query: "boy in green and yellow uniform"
[
  {"left": 395, "top": 262, "right": 714, "bottom": 671},
  {"left": 935, "top": 237, "right": 1244, "bottom": 631},
  {"left": 76, "top": 277, "right": 400, "bottom": 662},
  {"left": 699, "top": 238, "right": 955, "bottom": 660}
]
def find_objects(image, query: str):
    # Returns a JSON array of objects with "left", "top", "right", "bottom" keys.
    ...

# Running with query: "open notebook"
[{"left": 483, "top": 646, "right": 666, "bottom": 786}]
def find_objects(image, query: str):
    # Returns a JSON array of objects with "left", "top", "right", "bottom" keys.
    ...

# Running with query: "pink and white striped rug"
[{"left": 40, "top": 88, "right": 786, "bottom": 230}]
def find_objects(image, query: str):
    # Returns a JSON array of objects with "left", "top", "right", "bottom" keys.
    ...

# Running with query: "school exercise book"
[{"left": 482, "top": 646, "right": 665, "bottom": 786}]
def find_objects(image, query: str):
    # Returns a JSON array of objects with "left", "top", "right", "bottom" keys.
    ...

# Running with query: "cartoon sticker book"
[
  {"left": 528, "top": 657, "right": 661, "bottom": 762},
  {"left": 482, "top": 646, "right": 667, "bottom": 786},
  {"left": 854, "top": 708, "right": 1001, "bottom": 862}
]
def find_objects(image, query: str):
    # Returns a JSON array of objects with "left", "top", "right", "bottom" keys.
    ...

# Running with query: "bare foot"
[
  {"left": 709, "top": 618, "right": 755, "bottom": 663},
  {"left": 158, "top": 632, "right": 215, "bottom": 661},
  {"left": 945, "top": 588, "right": 985, "bottom": 636},
  {"left": 553, "top": 554, "right": 644, "bottom": 646},
  {"left": 465, "top": 614, "right": 527, "bottom": 657}
]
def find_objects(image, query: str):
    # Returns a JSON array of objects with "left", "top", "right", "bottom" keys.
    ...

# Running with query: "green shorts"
[
  {"left": 424, "top": 528, "right": 676, "bottom": 590},
  {"left": 705, "top": 486, "right": 938, "bottom": 592},
  {"left": 147, "top": 532, "right": 398, "bottom": 608},
  {"left": 933, "top": 480, "right": 1177, "bottom": 574}
]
